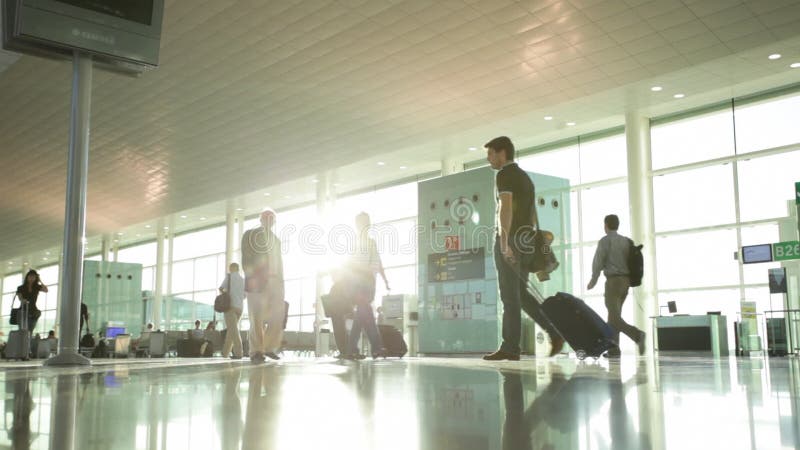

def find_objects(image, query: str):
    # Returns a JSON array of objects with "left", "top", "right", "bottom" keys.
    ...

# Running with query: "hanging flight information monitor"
[{"left": 2, "top": 0, "right": 164, "bottom": 72}]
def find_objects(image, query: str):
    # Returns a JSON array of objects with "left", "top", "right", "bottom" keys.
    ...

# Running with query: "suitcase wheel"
[{"left": 575, "top": 350, "right": 587, "bottom": 360}]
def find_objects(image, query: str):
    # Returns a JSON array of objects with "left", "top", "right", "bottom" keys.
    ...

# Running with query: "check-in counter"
[{"left": 655, "top": 315, "right": 729, "bottom": 357}]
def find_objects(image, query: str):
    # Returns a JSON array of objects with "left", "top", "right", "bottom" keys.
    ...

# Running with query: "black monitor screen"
[
  {"left": 742, "top": 244, "right": 772, "bottom": 264},
  {"left": 55, "top": 0, "right": 153, "bottom": 25}
]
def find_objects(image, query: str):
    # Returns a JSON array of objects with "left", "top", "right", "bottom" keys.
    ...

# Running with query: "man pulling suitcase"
[{"left": 483, "top": 136, "right": 564, "bottom": 361}]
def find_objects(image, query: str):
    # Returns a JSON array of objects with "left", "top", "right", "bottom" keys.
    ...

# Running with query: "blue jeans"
[
  {"left": 494, "top": 237, "right": 558, "bottom": 355},
  {"left": 347, "top": 281, "right": 383, "bottom": 355}
]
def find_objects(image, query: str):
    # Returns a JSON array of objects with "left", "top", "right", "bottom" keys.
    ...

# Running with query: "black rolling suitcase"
[
  {"left": 522, "top": 275, "right": 618, "bottom": 360},
  {"left": 378, "top": 325, "right": 407, "bottom": 358}
]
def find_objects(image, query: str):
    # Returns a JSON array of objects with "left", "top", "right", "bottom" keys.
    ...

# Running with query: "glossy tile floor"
[{"left": 1, "top": 354, "right": 798, "bottom": 450}]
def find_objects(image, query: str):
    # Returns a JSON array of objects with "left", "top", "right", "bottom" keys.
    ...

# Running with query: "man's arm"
[
  {"left": 587, "top": 238, "right": 607, "bottom": 289},
  {"left": 499, "top": 192, "right": 514, "bottom": 261}
]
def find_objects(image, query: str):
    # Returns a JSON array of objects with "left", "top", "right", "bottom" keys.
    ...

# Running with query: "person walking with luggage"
[
  {"left": 16, "top": 269, "right": 47, "bottom": 333},
  {"left": 242, "top": 209, "right": 286, "bottom": 363},
  {"left": 483, "top": 136, "right": 564, "bottom": 361},
  {"left": 344, "top": 212, "right": 389, "bottom": 359},
  {"left": 220, "top": 262, "right": 245, "bottom": 359},
  {"left": 587, "top": 214, "right": 646, "bottom": 357}
]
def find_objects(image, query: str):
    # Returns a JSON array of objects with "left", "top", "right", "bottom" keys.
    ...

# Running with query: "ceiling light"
[
  {"left": 263, "top": 192, "right": 271, "bottom": 196},
  {"left": 116, "top": 232, "right": 123, "bottom": 236},
  {"left": 333, "top": 183, "right": 341, "bottom": 187},
  {"left": 544, "top": 116, "right": 553, "bottom": 121},
  {"left": 768, "top": 53, "right": 781, "bottom": 60},
  {"left": 45, "top": 251, "right": 50, "bottom": 255},
  {"left": 566, "top": 122, "right": 576, "bottom": 126},
  {"left": 284, "top": 195, "right": 292, "bottom": 199},
  {"left": 651, "top": 86, "right": 662, "bottom": 92},
  {"left": 311, "top": 179, "right": 318, "bottom": 183},
  {"left": 180, "top": 215, "right": 187, "bottom": 219},
  {"left": 399, "top": 166, "right": 407, "bottom": 170},
  {"left": 113, "top": 239, "right": 118, "bottom": 243},
  {"left": 236, "top": 208, "right": 243, "bottom": 211},
  {"left": 145, "top": 225, "right": 151, "bottom": 229},
  {"left": 673, "top": 93, "right": 685, "bottom": 99},
  {"left": 199, "top": 217, "right": 207, "bottom": 221},
  {"left": 791, "top": 62, "right": 800, "bottom": 69},
  {"left": 42, "top": 257, "right": 48, "bottom": 261},
  {"left": 468, "top": 147, "right": 477, "bottom": 151},
  {"left": 377, "top": 162, "right": 385, "bottom": 166},
  {"left": 136, "top": 234, "right": 141, "bottom": 237},
  {"left": 163, "top": 226, "right": 169, "bottom": 230}
]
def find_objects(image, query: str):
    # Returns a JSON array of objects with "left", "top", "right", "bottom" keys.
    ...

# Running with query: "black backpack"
[{"left": 628, "top": 239, "right": 644, "bottom": 287}]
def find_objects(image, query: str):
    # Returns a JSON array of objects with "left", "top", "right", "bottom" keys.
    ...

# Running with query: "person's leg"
[
  {"left": 493, "top": 238, "right": 522, "bottom": 356},
  {"left": 331, "top": 313, "right": 348, "bottom": 355},
  {"left": 357, "top": 302, "right": 384, "bottom": 356},
  {"left": 605, "top": 277, "right": 642, "bottom": 343},
  {"left": 231, "top": 309, "right": 243, "bottom": 358},
  {"left": 247, "top": 292, "right": 267, "bottom": 360},
  {"left": 263, "top": 297, "right": 285, "bottom": 356},
  {"left": 347, "top": 311, "right": 364, "bottom": 356},
  {"left": 222, "top": 310, "right": 235, "bottom": 357}
]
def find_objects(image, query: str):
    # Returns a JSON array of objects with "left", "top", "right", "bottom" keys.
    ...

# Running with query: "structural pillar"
[
  {"left": 153, "top": 219, "right": 165, "bottom": 330},
  {"left": 46, "top": 52, "right": 93, "bottom": 366},
  {"left": 625, "top": 112, "right": 658, "bottom": 334},
  {"left": 315, "top": 171, "right": 335, "bottom": 356},
  {"left": 225, "top": 201, "right": 235, "bottom": 268}
]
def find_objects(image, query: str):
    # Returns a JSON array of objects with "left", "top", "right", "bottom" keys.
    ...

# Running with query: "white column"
[
  {"left": 153, "top": 219, "right": 165, "bottom": 329},
  {"left": 165, "top": 221, "right": 175, "bottom": 327},
  {"left": 225, "top": 201, "right": 235, "bottom": 268},
  {"left": 625, "top": 112, "right": 658, "bottom": 335},
  {"left": 101, "top": 235, "right": 110, "bottom": 262},
  {"left": 441, "top": 155, "right": 464, "bottom": 176}
]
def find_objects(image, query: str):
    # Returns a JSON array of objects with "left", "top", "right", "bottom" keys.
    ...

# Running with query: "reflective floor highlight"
[{"left": 1, "top": 355, "right": 798, "bottom": 450}]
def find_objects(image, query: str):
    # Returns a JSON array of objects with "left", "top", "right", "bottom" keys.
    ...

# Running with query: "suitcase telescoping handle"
[{"left": 504, "top": 258, "right": 548, "bottom": 305}]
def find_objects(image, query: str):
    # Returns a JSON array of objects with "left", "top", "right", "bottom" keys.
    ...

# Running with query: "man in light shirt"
[
  {"left": 242, "top": 209, "right": 285, "bottom": 363},
  {"left": 587, "top": 214, "right": 645, "bottom": 357},
  {"left": 219, "top": 262, "right": 245, "bottom": 359}
]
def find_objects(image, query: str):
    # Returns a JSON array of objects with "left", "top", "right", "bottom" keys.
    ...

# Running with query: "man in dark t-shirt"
[{"left": 483, "top": 136, "right": 564, "bottom": 361}]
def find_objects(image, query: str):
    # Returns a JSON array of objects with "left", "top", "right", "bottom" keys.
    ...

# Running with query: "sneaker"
[
  {"left": 250, "top": 353, "right": 265, "bottom": 364},
  {"left": 265, "top": 352, "right": 281, "bottom": 360},
  {"left": 549, "top": 336, "right": 565, "bottom": 357},
  {"left": 603, "top": 351, "right": 621, "bottom": 359},
  {"left": 482, "top": 350, "right": 520, "bottom": 361},
  {"left": 637, "top": 332, "right": 647, "bottom": 356}
]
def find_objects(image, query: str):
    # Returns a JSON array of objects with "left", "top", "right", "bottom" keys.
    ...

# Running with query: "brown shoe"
[
  {"left": 482, "top": 350, "right": 520, "bottom": 361},
  {"left": 549, "top": 336, "right": 564, "bottom": 357}
]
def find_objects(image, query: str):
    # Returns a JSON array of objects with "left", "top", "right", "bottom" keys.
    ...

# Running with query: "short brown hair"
[{"left": 484, "top": 136, "right": 515, "bottom": 161}]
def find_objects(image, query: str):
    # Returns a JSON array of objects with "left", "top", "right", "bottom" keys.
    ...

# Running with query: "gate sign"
[{"left": 772, "top": 241, "right": 800, "bottom": 262}]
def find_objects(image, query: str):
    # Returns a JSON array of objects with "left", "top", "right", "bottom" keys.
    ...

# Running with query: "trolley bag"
[
  {"left": 5, "top": 301, "right": 30, "bottom": 360},
  {"left": 518, "top": 269, "right": 618, "bottom": 359},
  {"left": 378, "top": 324, "right": 407, "bottom": 358}
]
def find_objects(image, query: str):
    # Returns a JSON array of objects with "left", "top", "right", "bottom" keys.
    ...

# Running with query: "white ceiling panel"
[{"left": 2, "top": 0, "right": 800, "bottom": 266}]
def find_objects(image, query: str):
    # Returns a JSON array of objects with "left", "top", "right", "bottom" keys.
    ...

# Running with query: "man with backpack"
[{"left": 587, "top": 214, "right": 646, "bottom": 357}]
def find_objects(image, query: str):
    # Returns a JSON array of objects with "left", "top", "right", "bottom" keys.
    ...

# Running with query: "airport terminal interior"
[{"left": 1, "top": 0, "right": 800, "bottom": 449}]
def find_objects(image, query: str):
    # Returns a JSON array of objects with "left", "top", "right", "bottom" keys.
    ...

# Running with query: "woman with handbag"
[
  {"left": 16, "top": 269, "right": 47, "bottom": 333},
  {"left": 219, "top": 262, "right": 245, "bottom": 359}
]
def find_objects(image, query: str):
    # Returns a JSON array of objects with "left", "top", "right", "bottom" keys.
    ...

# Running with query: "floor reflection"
[{"left": 0, "top": 356, "right": 798, "bottom": 450}]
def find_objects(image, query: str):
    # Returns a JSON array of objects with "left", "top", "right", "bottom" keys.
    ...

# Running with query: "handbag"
[
  {"left": 214, "top": 275, "right": 232, "bottom": 313},
  {"left": 519, "top": 203, "right": 560, "bottom": 279},
  {"left": 9, "top": 294, "right": 21, "bottom": 326}
]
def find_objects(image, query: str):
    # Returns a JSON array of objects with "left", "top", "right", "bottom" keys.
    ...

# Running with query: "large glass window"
[
  {"left": 651, "top": 108, "right": 735, "bottom": 169},
  {"left": 579, "top": 182, "right": 631, "bottom": 242},
  {"left": 734, "top": 93, "right": 800, "bottom": 154},
  {"left": 655, "top": 230, "right": 740, "bottom": 290},
  {"left": 653, "top": 164, "right": 736, "bottom": 232},
  {"left": 518, "top": 144, "right": 580, "bottom": 184},
  {"left": 737, "top": 151, "right": 800, "bottom": 222},
  {"left": 116, "top": 242, "right": 157, "bottom": 266},
  {"left": 172, "top": 226, "right": 226, "bottom": 261},
  {"left": 579, "top": 134, "right": 627, "bottom": 183}
]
